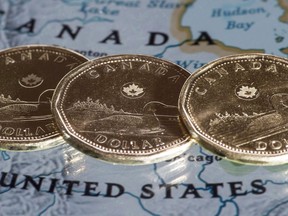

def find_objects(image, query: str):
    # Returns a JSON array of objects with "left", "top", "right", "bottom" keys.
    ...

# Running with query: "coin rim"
[
  {"left": 179, "top": 53, "right": 288, "bottom": 165},
  {"left": 52, "top": 54, "right": 194, "bottom": 165}
]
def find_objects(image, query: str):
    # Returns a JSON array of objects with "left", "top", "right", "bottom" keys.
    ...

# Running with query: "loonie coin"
[
  {"left": 179, "top": 53, "right": 288, "bottom": 165},
  {"left": 0, "top": 45, "right": 88, "bottom": 151},
  {"left": 52, "top": 54, "right": 193, "bottom": 165}
]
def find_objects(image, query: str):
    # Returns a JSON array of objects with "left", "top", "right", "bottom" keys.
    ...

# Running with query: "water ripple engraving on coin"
[
  {"left": 52, "top": 55, "right": 192, "bottom": 164},
  {"left": 0, "top": 45, "right": 88, "bottom": 151},
  {"left": 180, "top": 53, "right": 288, "bottom": 165}
]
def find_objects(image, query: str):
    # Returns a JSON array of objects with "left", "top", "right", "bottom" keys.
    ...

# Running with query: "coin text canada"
[{"left": 195, "top": 61, "right": 277, "bottom": 96}]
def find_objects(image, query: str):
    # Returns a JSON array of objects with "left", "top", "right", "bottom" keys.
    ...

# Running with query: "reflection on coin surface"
[
  {"left": 0, "top": 45, "right": 88, "bottom": 151},
  {"left": 180, "top": 53, "right": 288, "bottom": 165},
  {"left": 52, "top": 55, "right": 192, "bottom": 164}
]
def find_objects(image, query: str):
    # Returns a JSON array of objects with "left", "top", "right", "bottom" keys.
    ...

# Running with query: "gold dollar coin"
[
  {"left": 179, "top": 53, "right": 288, "bottom": 165},
  {"left": 52, "top": 54, "right": 193, "bottom": 165},
  {"left": 0, "top": 45, "right": 88, "bottom": 151}
]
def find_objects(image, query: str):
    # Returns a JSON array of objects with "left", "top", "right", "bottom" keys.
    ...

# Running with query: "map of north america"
[{"left": 0, "top": 0, "right": 288, "bottom": 215}]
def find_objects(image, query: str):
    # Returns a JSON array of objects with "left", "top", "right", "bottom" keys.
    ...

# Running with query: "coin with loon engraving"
[
  {"left": 52, "top": 54, "right": 192, "bottom": 165},
  {"left": 179, "top": 53, "right": 288, "bottom": 165},
  {"left": 0, "top": 45, "right": 88, "bottom": 151}
]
